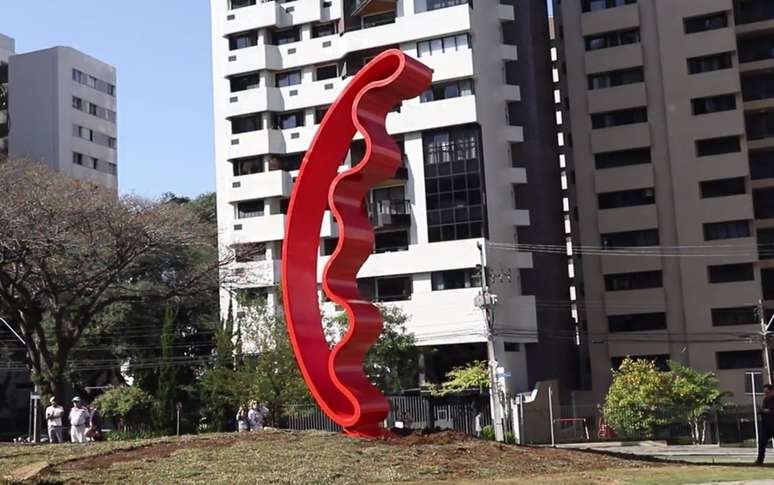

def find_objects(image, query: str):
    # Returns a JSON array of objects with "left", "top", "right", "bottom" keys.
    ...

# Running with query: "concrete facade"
[
  {"left": 553, "top": 0, "right": 774, "bottom": 404},
  {"left": 6, "top": 42, "right": 118, "bottom": 190},
  {"left": 210, "top": 0, "right": 576, "bottom": 394},
  {"left": 0, "top": 34, "right": 14, "bottom": 155}
]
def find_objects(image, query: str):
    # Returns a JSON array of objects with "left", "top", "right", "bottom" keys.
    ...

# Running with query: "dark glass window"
[
  {"left": 270, "top": 27, "right": 300, "bottom": 45},
  {"left": 692, "top": 94, "right": 736, "bottom": 115},
  {"left": 232, "top": 156, "right": 263, "bottom": 176},
  {"left": 426, "top": 0, "right": 468, "bottom": 11},
  {"left": 594, "top": 147, "right": 651, "bottom": 169},
  {"left": 739, "top": 34, "right": 774, "bottom": 63},
  {"left": 585, "top": 29, "right": 640, "bottom": 51},
  {"left": 608, "top": 313, "right": 667, "bottom": 333},
  {"left": 684, "top": 12, "right": 728, "bottom": 34},
  {"left": 276, "top": 70, "right": 302, "bottom": 87},
  {"left": 735, "top": 0, "right": 774, "bottom": 25},
  {"left": 273, "top": 111, "right": 305, "bottom": 130},
  {"left": 696, "top": 136, "right": 741, "bottom": 157},
  {"left": 712, "top": 307, "right": 757, "bottom": 326},
  {"left": 750, "top": 150, "right": 774, "bottom": 180},
  {"left": 708, "top": 263, "right": 755, "bottom": 283},
  {"left": 315, "top": 106, "right": 329, "bottom": 125},
  {"left": 764, "top": 268, "right": 774, "bottom": 300},
  {"left": 233, "top": 243, "right": 266, "bottom": 262},
  {"left": 611, "top": 354, "right": 670, "bottom": 371},
  {"left": 358, "top": 276, "right": 412, "bottom": 302},
  {"left": 375, "top": 230, "right": 409, "bottom": 253},
  {"left": 236, "top": 199, "right": 264, "bottom": 219},
  {"left": 431, "top": 269, "right": 481, "bottom": 291},
  {"left": 321, "top": 238, "right": 338, "bottom": 256},
  {"left": 268, "top": 153, "right": 304, "bottom": 172},
  {"left": 312, "top": 22, "right": 337, "bottom": 38},
  {"left": 703, "top": 220, "right": 751, "bottom": 241},
  {"left": 688, "top": 52, "right": 733, "bottom": 74},
  {"left": 759, "top": 228, "right": 774, "bottom": 260},
  {"left": 230, "top": 72, "right": 260, "bottom": 92},
  {"left": 231, "top": 114, "right": 263, "bottom": 134},
  {"left": 581, "top": 0, "right": 637, "bottom": 13},
  {"left": 742, "top": 72, "right": 774, "bottom": 102},
  {"left": 754, "top": 188, "right": 774, "bottom": 219},
  {"left": 228, "top": 30, "right": 258, "bottom": 50},
  {"left": 717, "top": 350, "right": 762, "bottom": 370},
  {"left": 424, "top": 125, "right": 486, "bottom": 243},
  {"left": 229, "top": 0, "right": 256, "bottom": 9},
  {"left": 700, "top": 177, "right": 746, "bottom": 198},
  {"left": 591, "top": 107, "right": 647, "bottom": 129},
  {"left": 598, "top": 188, "right": 655, "bottom": 209},
  {"left": 420, "top": 79, "right": 474, "bottom": 103},
  {"left": 588, "top": 67, "right": 644, "bottom": 90},
  {"left": 316, "top": 64, "right": 338, "bottom": 81},
  {"left": 601, "top": 229, "right": 659, "bottom": 248},
  {"left": 605, "top": 271, "right": 663, "bottom": 291},
  {"left": 746, "top": 111, "right": 774, "bottom": 141}
]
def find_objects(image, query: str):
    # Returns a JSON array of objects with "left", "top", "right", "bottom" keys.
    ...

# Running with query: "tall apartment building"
[
  {"left": 210, "top": 0, "right": 577, "bottom": 394},
  {"left": 1, "top": 38, "right": 118, "bottom": 190},
  {"left": 0, "top": 34, "right": 14, "bottom": 155},
  {"left": 553, "top": 0, "right": 774, "bottom": 403}
]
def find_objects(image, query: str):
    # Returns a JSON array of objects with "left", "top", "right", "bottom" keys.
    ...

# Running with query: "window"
[
  {"left": 700, "top": 177, "right": 746, "bottom": 198},
  {"left": 72, "top": 96, "right": 116, "bottom": 123},
  {"left": 605, "top": 271, "right": 663, "bottom": 291},
  {"left": 684, "top": 12, "right": 728, "bottom": 34},
  {"left": 692, "top": 94, "right": 736, "bottom": 115},
  {"left": 688, "top": 52, "right": 733, "bottom": 74},
  {"left": 601, "top": 229, "right": 659, "bottom": 248},
  {"left": 703, "top": 220, "right": 751, "bottom": 241},
  {"left": 231, "top": 114, "right": 263, "bottom": 134},
  {"left": 315, "top": 64, "right": 338, "bottom": 81},
  {"left": 72, "top": 125, "right": 117, "bottom": 149},
  {"left": 708, "top": 263, "right": 755, "bottom": 283},
  {"left": 321, "top": 238, "right": 338, "bottom": 256},
  {"left": 746, "top": 111, "right": 774, "bottom": 141},
  {"left": 237, "top": 287, "right": 268, "bottom": 306},
  {"left": 361, "top": 11, "right": 396, "bottom": 29},
  {"left": 745, "top": 372, "right": 765, "bottom": 395},
  {"left": 273, "top": 111, "right": 305, "bottom": 130},
  {"left": 375, "top": 230, "right": 409, "bottom": 253},
  {"left": 276, "top": 70, "right": 302, "bottom": 87},
  {"left": 759, "top": 228, "right": 774, "bottom": 260},
  {"left": 597, "top": 188, "right": 655, "bottom": 209},
  {"left": 72, "top": 96, "right": 83, "bottom": 110},
  {"left": 228, "top": 30, "right": 258, "bottom": 50},
  {"left": 585, "top": 29, "right": 640, "bottom": 51},
  {"left": 229, "top": 0, "right": 256, "bottom": 9},
  {"left": 358, "top": 276, "right": 412, "bottom": 302},
  {"left": 588, "top": 67, "right": 644, "bottom": 90},
  {"left": 431, "top": 269, "right": 481, "bottom": 291},
  {"left": 755, "top": 188, "right": 774, "bottom": 219},
  {"left": 423, "top": 125, "right": 486, "bottom": 243},
  {"left": 764, "top": 268, "right": 774, "bottom": 300},
  {"left": 736, "top": 0, "right": 774, "bottom": 25},
  {"left": 73, "top": 152, "right": 83, "bottom": 166},
  {"left": 268, "top": 152, "right": 304, "bottom": 172},
  {"left": 426, "top": 0, "right": 468, "bottom": 11},
  {"left": 581, "top": 0, "right": 637, "bottom": 13},
  {"left": 270, "top": 27, "right": 300, "bottom": 45},
  {"left": 230, "top": 72, "right": 260, "bottom": 92},
  {"left": 312, "top": 22, "right": 337, "bottom": 38},
  {"left": 233, "top": 243, "right": 266, "bottom": 262},
  {"left": 608, "top": 313, "right": 667, "bottom": 333},
  {"left": 739, "top": 34, "right": 774, "bottom": 63},
  {"left": 611, "top": 354, "right": 670, "bottom": 371},
  {"left": 72, "top": 69, "right": 115, "bottom": 96},
  {"left": 420, "top": 79, "right": 474, "bottom": 103},
  {"left": 236, "top": 199, "right": 264, "bottom": 219},
  {"left": 315, "top": 106, "right": 329, "bottom": 125},
  {"left": 594, "top": 147, "right": 651, "bottom": 169},
  {"left": 417, "top": 34, "right": 470, "bottom": 58},
  {"left": 696, "top": 136, "right": 741, "bottom": 157},
  {"left": 717, "top": 350, "right": 762, "bottom": 370},
  {"left": 743, "top": 72, "right": 774, "bottom": 102},
  {"left": 750, "top": 150, "right": 774, "bottom": 180},
  {"left": 712, "top": 307, "right": 757, "bottom": 326},
  {"left": 232, "top": 156, "right": 263, "bottom": 176},
  {"left": 591, "top": 107, "right": 648, "bottom": 129},
  {"left": 504, "top": 342, "right": 521, "bottom": 352}
]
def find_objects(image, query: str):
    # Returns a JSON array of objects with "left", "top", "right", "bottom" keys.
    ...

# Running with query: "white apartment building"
[
  {"left": 5, "top": 41, "right": 118, "bottom": 190},
  {"left": 210, "top": 0, "right": 576, "bottom": 393}
]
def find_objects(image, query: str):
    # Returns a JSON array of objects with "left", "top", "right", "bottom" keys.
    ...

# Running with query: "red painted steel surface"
[{"left": 281, "top": 50, "right": 432, "bottom": 438}]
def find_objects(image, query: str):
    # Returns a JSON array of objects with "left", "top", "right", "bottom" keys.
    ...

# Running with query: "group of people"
[
  {"left": 45, "top": 396, "right": 103, "bottom": 444},
  {"left": 236, "top": 401, "right": 269, "bottom": 432}
]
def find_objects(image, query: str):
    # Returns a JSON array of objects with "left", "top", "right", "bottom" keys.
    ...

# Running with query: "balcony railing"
[{"left": 368, "top": 199, "right": 411, "bottom": 229}]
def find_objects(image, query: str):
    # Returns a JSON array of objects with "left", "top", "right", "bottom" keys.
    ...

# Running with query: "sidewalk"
[{"left": 556, "top": 442, "right": 760, "bottom": 464}]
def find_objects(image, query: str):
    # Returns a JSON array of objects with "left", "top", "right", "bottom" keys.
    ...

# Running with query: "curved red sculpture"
[{"left": 281, "top": 50, "right": 432, "bottom": 438}]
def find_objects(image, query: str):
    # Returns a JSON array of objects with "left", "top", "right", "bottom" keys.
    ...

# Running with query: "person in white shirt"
[
  {"left": 248, "top": 400, "right": 269, "bottom": 431},
  {"left": 45, "top": 397, "right": 64, "bottom": 443},
  {"left": 68, "top": 397, "right": 89, "bottom": 443}
]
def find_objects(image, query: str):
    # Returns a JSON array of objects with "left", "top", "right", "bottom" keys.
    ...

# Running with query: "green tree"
[
  {"left": 92, "top": 386, "right": 154, "bottom": 433},
  {"left": 668, "top": 361, "right": 726, "bottom": 444},
  {"left": 324, "top": 305, "right": 418, "bottom": 393},
  {"left": 433, "top": 360, "right": 490, "bottom": 396},
  {"left": 602, "top": 358, "right": 673, "bottom": 437}
]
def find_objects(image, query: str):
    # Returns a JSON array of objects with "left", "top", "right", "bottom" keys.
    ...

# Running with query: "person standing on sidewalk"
[
  {"left": 68, "top": 397, "right": 90, "bottom": 443},
  {"left": 45, "top": 397, "right": 64, "bottom": 443},
  {"left": 756, "top": 384, "right": 774, "bottom": 465}
]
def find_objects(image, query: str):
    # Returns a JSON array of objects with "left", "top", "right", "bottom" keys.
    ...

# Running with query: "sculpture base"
[{"left": 344, "top": 425, "right": 393, "bottom": 439}]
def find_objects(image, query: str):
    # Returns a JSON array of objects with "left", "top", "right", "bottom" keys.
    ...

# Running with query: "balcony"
[
  {"left": 228, "top": 170, "right": 293, "bottom": 203},
  {"left": 735, "top": 0, "right": 774, "bottom": 26},
  {"left": 368, "top": 199, "right": 411, "bottom": 229}
]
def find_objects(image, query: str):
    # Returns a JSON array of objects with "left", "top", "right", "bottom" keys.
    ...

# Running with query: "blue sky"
[{"left": 2, "top": 1, "right": 215, "bottom": 198}]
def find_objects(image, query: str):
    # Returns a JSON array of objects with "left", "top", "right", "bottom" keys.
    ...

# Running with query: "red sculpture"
[{"left": 281, "top": 50, "right": 432, "bottom": 438}]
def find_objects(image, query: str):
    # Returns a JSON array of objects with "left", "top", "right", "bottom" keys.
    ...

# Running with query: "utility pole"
[
  {"left": 475, "top": 242, "right": 506, "bottom": 443},
  {"left": 759, "top": 300, "right": 773, "bottom": 385}
]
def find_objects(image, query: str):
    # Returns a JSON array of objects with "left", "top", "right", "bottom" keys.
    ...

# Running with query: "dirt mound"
[{"left": 384, "top": 430, "right": 475, "bottom": 446}]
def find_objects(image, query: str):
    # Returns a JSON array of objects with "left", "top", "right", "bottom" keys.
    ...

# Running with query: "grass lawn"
[{"left": 1, "top": 430, "right": 774, "bottom": 484}]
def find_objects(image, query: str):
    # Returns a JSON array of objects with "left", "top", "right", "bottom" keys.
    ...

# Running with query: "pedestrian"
[
  {"left": 756, "top": 384, "right": 774, "bottom": 465},
  {"left": 248, "top": 400, "right": 268, "bottom": 431},
  {"left": 86, "top": 403, "right": 104, "bottom": 442},
  {"left": 68, "top": 397, "right": 90, "bottom": 443},
  {"left": 45, "top": 397, "right": 64, "bottom": 444},
  {"left": 236, "top": 405, "right": 250, "bottom": 432}
]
